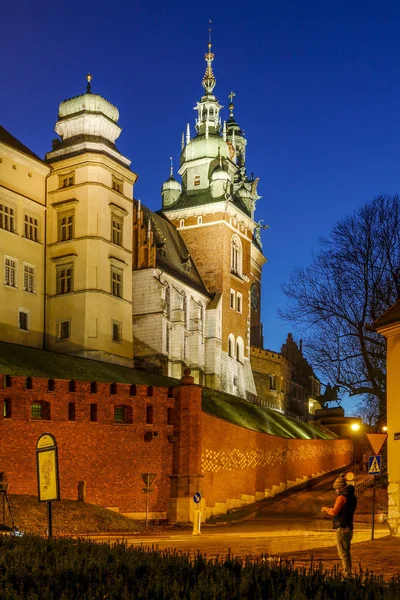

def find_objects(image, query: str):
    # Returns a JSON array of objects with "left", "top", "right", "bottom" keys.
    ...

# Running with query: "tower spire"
[
  {"left": 228, "top": 91, "right": 236, "bottom": 117},
  {"left": 169, "top": 156, "right": 173, "bottom": 178},
  {"left": 202, "top": 20, "right": 216, "bottom": 95},
  {"left": 86, "top": 73, "right": 92, "bottom": 94}
]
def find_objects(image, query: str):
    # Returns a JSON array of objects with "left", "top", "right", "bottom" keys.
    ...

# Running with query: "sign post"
[
  {"left": 192, "top": 492, "right": 202, "bottom": 536},
  {"left": 36, "top": 433, "right": 60, "bottom": 538},
  {"left": 366, "top": 432, "right": 387, "bottom": 541},
  {"left": 141, "top": 473, "right": 157, "bottom": 526}
]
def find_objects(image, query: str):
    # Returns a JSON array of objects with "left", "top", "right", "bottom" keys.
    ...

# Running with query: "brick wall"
[
  {"left": 201, "top": 412, "right": 353, "bottom": 517},
  {"left": 0, "top": 374, "right": 175, "bottom": 516}
]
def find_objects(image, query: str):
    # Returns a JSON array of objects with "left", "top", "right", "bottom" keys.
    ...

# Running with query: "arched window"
[
  {"left": 182, "top": 293, "right": 187, "bottom": 327},
  {"left": 236, "top": 337, "right": 244, "bottom": 363},
  {"left": 164, "top": 285, "right": 171, "bottom": 319},
  {"left": 228, "top": 334, "right": 235, "bottom": 358},
  {"left": 231, "top": 235, "right": 242, "bottom": 276}
]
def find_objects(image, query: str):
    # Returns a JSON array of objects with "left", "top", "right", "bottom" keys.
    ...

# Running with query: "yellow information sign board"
[{"left": 36, "top": 433, "right": 60, "bottom": 503}]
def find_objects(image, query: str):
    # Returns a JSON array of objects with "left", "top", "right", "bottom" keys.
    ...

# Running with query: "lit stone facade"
[
  {"left": 374, "top": 302, "right": 400, "bottom": 536},
  {"left": 0, "top": 127, "right": 50, "bottom": 348}
]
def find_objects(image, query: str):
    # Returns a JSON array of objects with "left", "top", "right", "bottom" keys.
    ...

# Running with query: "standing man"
[{"left": 321, "top": 473, "right": 357, "bottom": 577}]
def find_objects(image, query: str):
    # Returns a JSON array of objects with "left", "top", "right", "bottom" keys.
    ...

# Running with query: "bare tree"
[
  {"left": 280, "top": 195, "right": 400, "bottom": 419},
  {"left": 354, "top": 394, "right": 380, "bottom": 426}
]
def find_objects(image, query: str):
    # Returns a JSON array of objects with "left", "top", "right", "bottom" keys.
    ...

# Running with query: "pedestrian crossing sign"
[{"left": 368, "top": 455, "right": 381, "bottom": 475}]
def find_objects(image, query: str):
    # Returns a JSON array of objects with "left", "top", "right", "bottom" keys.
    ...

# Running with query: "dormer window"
[{"left": 194, "top": 175, "right": 200, "bottom": 187}]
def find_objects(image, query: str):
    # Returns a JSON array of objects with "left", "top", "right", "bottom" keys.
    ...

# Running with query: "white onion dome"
[
  {"left": 211, "top": 165, "right": 231, "bottom": 183},
  {"left": 162, "top": 175, "right": 182, "bottom": 194}
]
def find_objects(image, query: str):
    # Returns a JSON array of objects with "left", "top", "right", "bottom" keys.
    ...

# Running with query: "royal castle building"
[{"left": 0, "top": 42, "right": 320, "bottom": 415}]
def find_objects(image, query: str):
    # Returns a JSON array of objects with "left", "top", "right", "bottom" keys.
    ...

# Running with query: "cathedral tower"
[
  {"left": 45, "top": 76, "right": 137, "bottom": 365},
  {"left": 161, "top": 40, "right": 265, "bottom": 398}
]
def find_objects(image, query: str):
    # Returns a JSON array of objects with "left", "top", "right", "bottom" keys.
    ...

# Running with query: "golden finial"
[{"left": 86, "top": 73, "right": 92, "bottom": 93}]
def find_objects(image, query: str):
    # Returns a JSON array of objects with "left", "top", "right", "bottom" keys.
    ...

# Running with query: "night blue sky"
[{"left": 2, "top": 1, "right": 400, "bottom": 414}]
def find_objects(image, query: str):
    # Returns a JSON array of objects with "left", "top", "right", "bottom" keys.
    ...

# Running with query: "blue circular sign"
[{"left": 193, "top": 492, "right": 202, "bottom": 504}]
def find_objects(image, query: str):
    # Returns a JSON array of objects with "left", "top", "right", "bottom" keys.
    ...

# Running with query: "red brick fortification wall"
[
  {"left": 201, "top": 413, "right": 353, "bottom": 518},
  {"left": 0, "top": 375, "right": 176, "bottom": 516}
]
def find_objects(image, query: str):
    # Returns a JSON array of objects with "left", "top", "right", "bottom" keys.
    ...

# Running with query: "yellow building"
[
  {"left": 45, "top": 84, "right": 137, "bottom": 366},
  {"left": 0, "top": 126, "right": 50, "bottom": 348},
  {"left": 374, "top": 301, "right": 400, "bottom": 536}
]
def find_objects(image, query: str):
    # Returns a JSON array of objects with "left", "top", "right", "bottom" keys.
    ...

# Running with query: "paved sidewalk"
[{"left": 278, "top": 534, "right": 400, "bottom": 580}]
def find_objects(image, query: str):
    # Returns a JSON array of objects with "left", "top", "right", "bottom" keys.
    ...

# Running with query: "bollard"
[{"left": 192, "top": 508, "right": 201, "bottom": 536}]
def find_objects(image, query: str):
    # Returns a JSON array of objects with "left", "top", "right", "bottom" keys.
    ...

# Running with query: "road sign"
[
  {"left": 193, "top": 492, "right": 202, "bottom": 504},
  {"left": 367, "top": 433, "right": 387, "bottom": 455},
  {"left": 368, "top": 455, "right": 381, "bottom": 475}
]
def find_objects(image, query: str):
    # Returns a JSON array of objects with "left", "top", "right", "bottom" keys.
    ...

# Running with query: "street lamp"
[{"left": 350, "top": 423, "right": 360, "bottom": 474}]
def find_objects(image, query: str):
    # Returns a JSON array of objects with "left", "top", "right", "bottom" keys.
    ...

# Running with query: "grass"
[
  {"left": 0, "top": 341, "right": 178, "bottom": 387},
  {"left": 202, "top": 388, "right": 337, "bottom": 440}
]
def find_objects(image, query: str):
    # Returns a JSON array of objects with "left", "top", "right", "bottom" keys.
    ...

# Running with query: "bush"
[{"left": 0, "top": 535, "right": 398, "bottom": 599}]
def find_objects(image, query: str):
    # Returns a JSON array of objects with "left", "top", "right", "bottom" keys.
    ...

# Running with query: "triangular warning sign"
[
  {"left": 369, "top": 456, "right": 381, "bottom": 473},
  {"left": 367, "top": 433, "right": 387, "bottom": 455}
]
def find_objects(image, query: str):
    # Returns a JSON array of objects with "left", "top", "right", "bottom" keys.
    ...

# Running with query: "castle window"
[
  {"left": 111, "top": 266, "right": 123, "bottom": 297},
  {"left": 0, "top": 203, "right": 15, "bottom": 232},
  {"left": 147, "top": 386, "right": 153, "bottom": 398},
  {"left": 4, "top": 257, "right": 17, "bottom": 287},
  {"left": 269, "top": 374, "right": 276, "bottom": 390},
  {"left": 167, "top": 407, "right": 174, "bottom": 425},
  {"left": 90, "top": 403, "right": 98, "bottom": 422},
  {"left": 236, "top": 337, "right": 244, "bottom": 364},
  {"left": 48, "top": 379, "right": 55, "bottom": 392},
  {"left": 59, "top": 172, "right": 74, "bottom": 188},
  {"left": 114, "top": 405, "right": 132, "bottom": 424},
  {"left": 231, "top": 235, "right": 242, "bottom": 276},
  {"left": 90, "top": 382, "right": 97, "bottom": 394},
  {"left": 228, "top": 334, "right": 235, "bottom": 358},
  {"left": 112, "top": 176, "right": 123, "bottom": 193},
  {"left": 179, "top": 219, "right": 184, "bottom": 228},
  {"left": 110, "top": 382, "right": 117, "bottom": 395},
  {"left": 24, "top": 215, "right": 39, "bottom": 242},
  {"left": 112, "top": 320, "right": 122, "bottom": 343},
  {"left": 68, "top": 402, "right": 76, "bottom": 421},
  {"left": 3, "top": 399, "right": 11, "bottom": 419},
  {"left": 182, "top": 294, "right": 188, "bottom": 327},
  {"left": 18, "top": 310, "right": 29, "bottom": 332},
  {"left": 236, "top": 292, "right": 242, "bottom": 314},
  {"left": 166, "top": 323, "right": 171, "bottom": 353},
  {"left": 56, "top": 264, "right": 73, "bottom": 294},
  {"left": 23, "top": 264, "right": 35, "bottom": 293},
  {"left": 197, "top": 216, "right": 203, "bottom": 225},
  {"left": 146, "top": 404, "right": 153, "bottom": 425},
  {"left": 230, "top": 289, "right": 235, "bottom": 309},
  {"left": 164, "top": 285, "right": 171, "bottom": 319},
  {"left": 58, "top": 320, "right": 70, "bottom": 340},
  {"left": 25, "top": 377, "right": 32, "bottom": 390},
  {"left": 31, "top": 401, "right": 50, "bottom": 420},
  {"left": 111, "top": 214, "right": 123, "bottom": 246},
  {"left": 194, "top": 175, "right": 200, "bottom": 187},
  {"left": 58, "top": 212, "right": 74, "bottom": 242},
  {"left": 69, "top": 380, "right": 76, "bottom": 392}
]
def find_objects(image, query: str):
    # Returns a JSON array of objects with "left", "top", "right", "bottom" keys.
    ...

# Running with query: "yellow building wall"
[
  {"left": 0, "top": 142, "right": 49, "bottom": 348},
  {"left": 385, "top": 326, "right": 400, "bottom": 535},
  {"left": 46, "top": 153, "right": 136, "bottom": 365}
]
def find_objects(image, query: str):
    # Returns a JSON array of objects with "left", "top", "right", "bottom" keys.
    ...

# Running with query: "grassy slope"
[
  {"left": 0, "top": 341, "right": 178, "bottom": 387},
  {"left": 202, "top": 388, "right": 337, "bottom": 440}
]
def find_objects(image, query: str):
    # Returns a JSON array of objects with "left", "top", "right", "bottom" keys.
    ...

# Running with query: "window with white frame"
[
  {"left": 23, "top": 264, "right": 35, "bottom": 293},
  {"left": 18, "top": 310, "right": 29, "bottom": 332},
  {"left": 56, "top": 264, "right": 73, "bottom": 295},
  {"left": 24, "top": 215, "right": 39, "bottom": 241},
  {"left": 228, "top": 334, "right": 235, "bottom": 358},
  {"left": 4, "top": 257, "right": 17, "bottom": 287},
  {"left": 236, "top": 337, "right": 244, "bottom": 363},
  {"left": 236, "top": 292, "right": 242, "bottom": 313},
  {"left": 230, "top": 289, "right": 235, "bottom": 309},
  {"left": 231, "top": 235, "right": 242, "bottom": 276},
  {"left": 194, "top": 175, "right": 200, "bottom": 186},
  {"left": 58, "top": 212, "right": 74, "bottom": 242},
  {"left": 0, "top": 203, "right": 15, "bottom": 232}
]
